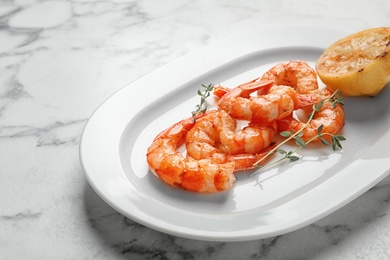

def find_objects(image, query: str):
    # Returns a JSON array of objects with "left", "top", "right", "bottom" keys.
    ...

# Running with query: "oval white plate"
[{"left": 80, "top": 27, "right": 390, "bottom": 242}]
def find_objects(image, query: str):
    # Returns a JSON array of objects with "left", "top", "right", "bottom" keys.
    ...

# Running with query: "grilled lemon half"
[{"left": 316, "top": 27, "right": 390, "bottom": 96}]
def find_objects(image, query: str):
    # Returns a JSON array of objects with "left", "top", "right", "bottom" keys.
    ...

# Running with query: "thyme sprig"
[
  {"left": 191, "top": 83, "right": 214, "bottom": 121},
  {"left": 329, "top": 90, "right": 345, "bottom": 108},
  {"left": 252, "top": 90, "right": 346, "bottom": 175}
]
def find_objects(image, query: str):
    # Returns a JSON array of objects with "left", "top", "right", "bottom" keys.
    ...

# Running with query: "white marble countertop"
[{"left": 1, "top": 0, "right": 390, "bottom": 259}]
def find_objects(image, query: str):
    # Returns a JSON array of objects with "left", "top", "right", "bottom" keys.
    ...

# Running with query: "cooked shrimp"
[
  {"left": 277, "top": 101, "right": 345, "bottom": 142},
  {"left": 186, "top": 109, "right": 276, "bottom": 157},
  {"left": 298, "top": 87, "right": 334, "bottom": 107},
  {"left": 214, "top": 85, "right": 232, "bottom": 98},
  {"left": 146, "top": 114, "right": 236, "bottom": 193},
  {"left": 216, "top": 83, "right": 332, "bottom": 108},
  {"left": 213, "top": 77, "right": 270, "bottom": 98},
  {"left": 261, "top": 60, "right": 319, "bottom": 94},
  {"left": 217, "top": 81, "right": 299, "bottom": 124}
]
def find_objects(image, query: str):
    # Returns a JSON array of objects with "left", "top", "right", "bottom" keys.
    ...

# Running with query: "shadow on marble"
[{"left": 82, "top": 175, "right": 390, "bottom": 259}]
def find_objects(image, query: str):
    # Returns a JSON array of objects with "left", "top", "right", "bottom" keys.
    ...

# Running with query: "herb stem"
[
  {"left": 253, "top": 103, "right": 317, "bottom": 167},
  {"left": 251, "top": 90, "right": 345, "bottom": 175},
  {"left": 251, "top": 131, "right": 318, "bottom": 175},
  {"left": 192, "top": 83, "right": 214, "bottom": 121}
]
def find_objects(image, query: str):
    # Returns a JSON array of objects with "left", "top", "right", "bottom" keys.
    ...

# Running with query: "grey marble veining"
[{"left": 1, "top": 0, "right": 390, "bottom": 259}]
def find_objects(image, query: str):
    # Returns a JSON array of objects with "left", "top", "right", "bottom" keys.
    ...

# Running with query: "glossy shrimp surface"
[
  {"left": 186, "top": 109, "right": 276, "bottom": 156},
  {"left": 146, "top": 115, "right": 237, "bottom": 193},
  {"left": 185, "top": 110, "right": 277, "bottom": 170},
  {"left": 261, "top": 60, "right": 319, "bottom": 94},
  {"left": 217, "top": 80, "right": 299, "bottom": 124},
  {"left": 298, "top": 88, "right": 334, "bottom": 107},
  {"left": 277, "top": 101, "right": 345, "bottom": 142},
  {"left": 147, "top": 59, "right": 346, "bottom": 193}
]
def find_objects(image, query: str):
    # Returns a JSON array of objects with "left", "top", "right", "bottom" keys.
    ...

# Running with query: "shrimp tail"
[
  {"left": 214, "top": 79, "right": 273, "bottom": 99},
  {"left": 213, "top": 85, "right": 231, "bottom": 98}
]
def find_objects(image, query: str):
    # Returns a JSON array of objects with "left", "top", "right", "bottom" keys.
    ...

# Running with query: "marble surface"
[{"left": 1, "top": 0, "right": 390, "bottom": 259}]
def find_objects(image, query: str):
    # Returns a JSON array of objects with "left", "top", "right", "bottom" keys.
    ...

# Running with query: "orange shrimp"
[
  {"left": 215, "top": 82, "right": 333, "bottom": 108},
  {"left": 213, "top": 77, "right": 270, "bottom": 98},
  {"left": 277, "top": 101, "right": 345, "bottom": 142},
  {"left": 297, "top": 87, "right": 334, "bottom": 107},
  {"left": 146, "top": 112, "right": 276, "bottom": 193},
  {"left": 260, "top": 60, "right": 319, "bottom": 94},
  {"left": 185, "top": 109, "right": 277, "bottom": 159},
  {"left": 217, "top": 80, "right": 299, "bottom": 124},
  {"left": 146, "top": 114, "right": 236, "bottom": 193}
]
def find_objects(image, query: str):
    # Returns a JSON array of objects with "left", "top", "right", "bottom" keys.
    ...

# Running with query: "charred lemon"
[{"left": 316, "top": 27, "right": 390, "bottom": 96}]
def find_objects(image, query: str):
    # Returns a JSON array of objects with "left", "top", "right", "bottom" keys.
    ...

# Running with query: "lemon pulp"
[{"left": 316, "top": 27, "right": 390, "bottom": 96}]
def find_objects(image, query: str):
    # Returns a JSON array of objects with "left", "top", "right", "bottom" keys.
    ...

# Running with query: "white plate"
[{"left": 80, "top": 26, "right": 390, "bottom": 242}]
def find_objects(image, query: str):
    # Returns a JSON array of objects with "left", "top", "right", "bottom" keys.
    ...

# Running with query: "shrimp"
[
  {"left": 213, "top": 77, "right": 270, "bottom": 98},
  {"left": 298, "top": 88, "right": 335, "bottom": 107},
  {"left": 217, "top": 80, "right": 299, "bottom": 124},
  {"left": 146, "top": 114, "right": 236, "bottom": 193},
  {"left": 186, "top": 109, "right": 276, "bottom": 159},
  {"left": 146, "top": 111, "right": 276, "bottom": 193},
  {"left": 277, "top": 101, "right": 345, "bottom": 142},
  {"left": 260, "top": 60, "right": 319, "bottom": 94},
  {"left": 215, "top": 80, "right": 332, "bottom": 108}
]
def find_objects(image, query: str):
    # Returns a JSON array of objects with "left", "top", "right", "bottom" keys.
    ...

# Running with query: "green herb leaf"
[
  {"left": 335, "top": 135, "right": 346, "bottom": 141},
  {"left": 294, "top": 136, "right": 306, "bottom": 148},
  {"left": 317, "top": 124, "right": 324, "bottom": 134},
  {"left": 288, "top": 155, "right": 300, "bottom": 161},
  {"left": 315, "top": 100, "right": 324, "bottom": 111},
  {"left": 331, "top": 136, "right": 344, "bottom": 150},
  {"left": 192, "top": 83, "right": 214, "bottom": 121},
  {"left": 280, "top": 131, "right": 291, "bottom": 137},
  {"left": 320, "top": 137, "right": 330, "bottom": 146},
  {"left": 329, "top": 90, "right": 344, "bottom": 108}
]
